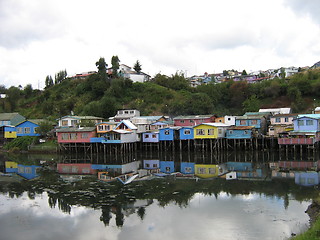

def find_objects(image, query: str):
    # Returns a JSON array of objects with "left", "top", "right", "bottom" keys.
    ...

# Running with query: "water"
[{"left": 0, "top": 150, "right": 317, "bottom": 240}]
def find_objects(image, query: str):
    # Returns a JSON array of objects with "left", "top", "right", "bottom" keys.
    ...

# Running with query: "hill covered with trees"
[{"left": 1, "top": 58, "right": 320, "bottom": 120}]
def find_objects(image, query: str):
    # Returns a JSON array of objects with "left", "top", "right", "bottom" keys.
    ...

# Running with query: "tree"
[
  {"left": 133, "top": 60, "right": 142, "bottom": 73},
  {"left": 241, "top": 70, "right": 247, "bottom": 76},
  {"left": 23, "top": 84, "right": 33, "bottom": 97},
  {"left": 45, "top": 75, "right": 54, "bottom": 88},
  {"left": 242, "top": 94, "right": 261, "bottom": 112},
  {"left": 55, "top": 70, "right": 67, "bottom": 84},
  {"left": 96, "top": 57, "right": 108, "bottom": 81},
  {"left": 111, "top": 55, "right": 120, "bottom": 78},
  {"left": 37, "top": 121, "right": 54, "bottom": 138}
]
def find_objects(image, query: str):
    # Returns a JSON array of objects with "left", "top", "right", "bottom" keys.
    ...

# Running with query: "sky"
[{"left": 1, "top": 0, "right": 320, "bottom": 89}]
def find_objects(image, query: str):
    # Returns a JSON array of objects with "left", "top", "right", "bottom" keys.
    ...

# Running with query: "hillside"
[{"left": 1, "top": 68, "right": 320, "bottom": 120}]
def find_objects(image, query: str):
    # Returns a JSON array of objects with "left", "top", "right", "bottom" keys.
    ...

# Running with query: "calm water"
[{"left": 0, "top": 150, "right": 318, "bottom": 240}]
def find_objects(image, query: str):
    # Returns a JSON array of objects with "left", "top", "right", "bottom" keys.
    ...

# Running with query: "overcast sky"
[{"left": 1, "top": 0, "right": 320, "bottom": 89}]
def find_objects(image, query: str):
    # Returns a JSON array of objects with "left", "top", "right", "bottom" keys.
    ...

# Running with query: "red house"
[
  {"left": 57, "top": 163, "right": 97, "bottom": 175},
  {"left": 173, "top": 115, "right": 217, "bottom": 127},
  {"left": 56, "top": 127, "right": 96, "bottom": 143}
]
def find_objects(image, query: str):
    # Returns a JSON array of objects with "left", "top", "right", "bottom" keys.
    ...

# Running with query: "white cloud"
[{"left": 0, "top": 0, "right": 320, "bottom": 88}]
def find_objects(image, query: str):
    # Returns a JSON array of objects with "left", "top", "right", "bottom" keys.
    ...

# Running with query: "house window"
[
  {"left": 180, "top": 120, "right": 185, "bottom": 123},
  {"left": 152, "top": 134, "right": 157, "bottom": 138},
  {"left": 190, "top": 120, "right": 194, "bottom": 123},
  {"left": 208, "top": 168, "right": 216, "bottom": 174},
  {"left": 284, "top": 117, "right": 289, "bottom": 122},
  {"left": 81, "top": 133, "right": 88, "bottom": 139},
  {"left": 308, "top": 178, "right": 315, "bottom": 184},
  {"left": 130, "top": 110, "right": 134, "bottom": 114},
  {"left": 164, "top": 130, "right": 170, "bottom": 135},
  {"left": 240, "top": 120, "right": 246, "bottom": 125},
  {"left": 184, "top": 167, "right": 192, "bottom": 173},
  {"left": 70, "top": 133, "right": 77, "bottom": 140},
  {"left": 82, "top": 168, "right": 90, "bottom": 174},
  {"left": 62, "top": 166, "right": 71, "bottom": 173},
  {"left": 251, "top": 120, "right": 257, "bottom": 125},
  {"left": 16, "top": 127, "right": 22, "bottom": 134},
  {"left": 24, "top": 127, "right": 30, "bottom": 134},
  {"left": 34, "top": 127, "right": 39, "bottom": 133},
  {"left": 196, "top": 129, "right": 205, "bottom": 135},
  {"left": 62, "top": 120, "right": 68, "bottom": 126},
  {"left": 165, "top": 167, "right": 171, "bottom": 172},
  {"left": 218, "top": 129, "right": 222, "bottom": 134},
  {"left": 98, "top": 125, "right": 104, "bottom": 131},
  {"left": 244, "top": 130, "right": 248, "bottom": 134},
  {"left": 228, "top": 118, "right": 231, "bottom": 121},
  {"left": 298, "top": 120, "right": 304, "bottom": 126},
  {"left": 275, "top": 118, "right": 281, "bottom": 123},
  {"left": 145, "top": 134, "right": 149, "bottom": 138},
  {"left": 153, "top": 164, "right": 158, "bottom": 168},
  {"left": 25, "top": 167, "right": 32, "bottom": 174},
  {"left": 124, "top": 111, "right": 129, "bottom": 114},
  {"left": 71, "top": 120, "right": 77, "bottom": 126},
  {"left": 208, "top": 129, "right": 214, "bottom": 135},
  {"left": 229, "top": 130, "right": 233, "bottom": 134},
  {"left": 62, "top": 133, "right": 69, "bottom": 140},
  {"left": 146, "top": 163, "right": 150, "bottom": 168},
  {"left": 71, "top": 166, "right": 79, "bottom": 173},
  {"left": 197, "top": 167, "right": 206, "bottom": 174},
  {"left": 184, "top": 129, "right": 191, "bottom": 135},
  {"left": 306, "top": 120, "right": 314, "bottom": 126}
]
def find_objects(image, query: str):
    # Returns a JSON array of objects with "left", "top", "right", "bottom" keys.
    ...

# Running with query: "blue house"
[
  {"left": 17, "top": 164, "right": 41, "bottom": 180},
  {"left": 236, "top": 112, "right": 269, "bottom": 134},
  {"left": 278, "top": 114, "right": 320, "bottom": 145},
  {"left": 293, "top": 114, "right": 320, "bottom": 132},
  {"left": 143, "top": 160, "right": 160, "bottom": 170},
  {"left": 159, "top": 127, "right": 180, "bottom": 141},
  {"left": 180, "top": 162, "right": 195, "bottom": 174},
  {"left": 142, "top": 132, "right": 159, "bottom": 143},
  {"left": 226, "top": 126, "right": 255, "bottom": 139},
  {"left": 295, "top": 171, "right": 320, "bottom": 187},
  {"left": 179, "top": 127, "right": 194, "bottom": 140},
  {"left": 15, "top": 119, "right": 44, "bottom": 137},
  {"left": 226, "top": 162, "right": 253, "bottom": 171},
  {"left": 160, "top": 161, "right": 175, "bottom": 173}
]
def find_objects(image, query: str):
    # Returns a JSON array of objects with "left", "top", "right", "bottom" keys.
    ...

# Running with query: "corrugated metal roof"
[
  {"left": 56, "top": 127, "right": 96, "bottom": 132},
  {"left": 0, "top": 112, "right": 21, "bottom": 121},
  {"left": 173, "top": 115, "right": 215, "bottom": 120}
]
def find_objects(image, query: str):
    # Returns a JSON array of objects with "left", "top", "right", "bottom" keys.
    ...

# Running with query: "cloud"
[
  {"left": 284, "top": 0, "right": 320, "bottom": 25},
  {"left": 0, "top": 0, "right": 67, "bottom": 49}
]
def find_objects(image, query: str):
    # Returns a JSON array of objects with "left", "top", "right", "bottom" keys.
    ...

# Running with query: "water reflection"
[{"left": 0, "top": 150, "right": 319, "bottom": 239}]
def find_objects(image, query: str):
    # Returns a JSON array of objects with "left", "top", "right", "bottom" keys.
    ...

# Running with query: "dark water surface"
[{"left": 0, "top": 150, "right": 318, "bottom": 240}]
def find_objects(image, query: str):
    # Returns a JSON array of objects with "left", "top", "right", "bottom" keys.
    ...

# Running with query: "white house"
[
  {"left": 57, "top": 115, "right": 103, "bottom": 127},
  {"left": 119, "top": 64, "right": 150, "bottom": 83},
  {"left": 111, "top": 109, "right": 140, "bottom": 122}
]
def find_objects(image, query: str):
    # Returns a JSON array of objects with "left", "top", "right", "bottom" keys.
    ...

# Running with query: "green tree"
[
  {"left": 45, "top": 75, "right": 54, "bottom": 88},
  {"left": 241, "top": 70, "right": 247, "bottom": 76},
  {"left": 37, "top": 121, "right": 54, "bottom": 138},
  {"left": 242, "top": 94, "right": 261, "bottom": 112},
  {"left": 96, "top": 57, "right": 108, "bottom": 81},
  {"left": 133, "top": 60, "right": 142, "bottom": 73},
  {"left": 111, "top": 55, "right": 120, "bottom": 78},
  {"left": 54, "top": 70, "right": 67, "bottom": 84},
  {"left": 23, "top": 84, "right": 33, "bottom": 97}
]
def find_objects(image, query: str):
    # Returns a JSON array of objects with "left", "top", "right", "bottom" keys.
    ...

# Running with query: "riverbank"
[{"left": 293, "top": 197, "right": 320, "bottom": 239}]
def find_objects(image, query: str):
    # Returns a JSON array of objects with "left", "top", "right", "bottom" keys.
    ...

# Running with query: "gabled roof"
[
  {"left": 0, "top": 112, "right": 23, "bottom": 121},
  {"left": 296, "top": 114, "right": 320, "bottom": 120},
  {"left": 116, "top": 120, "right": 137, "bottom": 130}
]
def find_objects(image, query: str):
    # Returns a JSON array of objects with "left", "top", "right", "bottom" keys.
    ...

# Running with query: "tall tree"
[
  {"left": 241, "top": 69, "right": 247, "bottom": 76},
  {"left": 111, "top": 55, "right": 120, "bottom": 78},
  {"left": 133, "top": 60, "right": 142, "bottom": 73},
  {"left": 54, "top": 70, "right": 67, "bottom": 84},
  {"left": 45, "top": 75, "right": 54, "bottom": 88},
  {"left": 96, "top": 57, "right": 108, "bottom": 81}
]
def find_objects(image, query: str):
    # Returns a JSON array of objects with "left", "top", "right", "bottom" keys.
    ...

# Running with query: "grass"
[
  {"left": 28, "top": 140, "right": 58, "bottom": 152},
  {"left": 293, "top": 218, "right": 320, "bottom": 240}
]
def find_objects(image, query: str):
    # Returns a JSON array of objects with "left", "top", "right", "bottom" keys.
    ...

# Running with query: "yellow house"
[
  {"left": 195, "top": 164, "right": 219, "bottom": 178},
  {"left": 193, "top": 123, "right": 230, "bottom": 139},
  {"left": 3, "top": 126, "right": 17, "bottom": 139}
]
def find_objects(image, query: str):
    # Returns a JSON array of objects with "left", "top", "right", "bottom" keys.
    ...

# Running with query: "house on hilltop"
[{"left": 0, "top": 112, "right": 25, "bottom": 127}]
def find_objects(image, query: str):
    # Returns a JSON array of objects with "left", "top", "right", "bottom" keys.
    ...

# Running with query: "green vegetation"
[
  {"left": 3, "top": 136, "right": 38, "bottom": 151},
  {"left": 293, "top": 218, "right": 320, "bottom": 240},
  {"left": 1, "top": 59, "right": 320, "bottom": 120}
]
